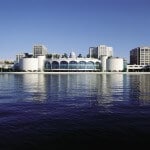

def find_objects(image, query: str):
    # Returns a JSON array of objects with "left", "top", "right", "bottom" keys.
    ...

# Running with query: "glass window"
[
  {"left": 52, "top": 61, "right": 59, "bottom": 69},
  {"left": 78, "top": 61, "right": 86, "bottom": 69},
  {"left": 86, "top": 61, "right": 94, "bottom": 69},
  {"left": 60, "top": 61, "right": 68, "bottom": 69},
  {"left": 45, "top": 62, "right": 51, "bottom": 69},
  {"left": 69, "top": 61, "right": 77, "bottom": 69}
]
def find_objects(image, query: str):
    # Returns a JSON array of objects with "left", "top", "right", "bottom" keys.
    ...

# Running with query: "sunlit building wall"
[
  {"left": 89, "top": 45, "right": 113, "bottom": 59},
  {"left": 98, "top": 45, "right": 113, "bottom": 58},
  {"left": 101, "top": 55, "right": 108, "bottom": 72},
  {"left": 38, "top": 56, "right": 46, "bottom": 72},
  {"left": 20, "top": 58, "right": 38, "bottom": 71},
  {"left": 18, "top": 56, "right": 101, "bottom": 72},
  {"left": 106, "top": 57, "right": 124, "bottom": 72}
]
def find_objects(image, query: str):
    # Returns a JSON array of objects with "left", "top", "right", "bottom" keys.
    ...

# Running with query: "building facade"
[
  {"left": 18, "top": 56, "right": 101, "bottom": 72},
  {"left": 44, "top": 57, "right": 101, "bottom": 72},
  {"left": 89, "top": 47, "right": 98, "bottom": 58},
  {"left": 130, "top": 47, "right": 150, "bottom": 65},
  {"left": 16, "top": 53, "right": 25, "bottom": 63},
  {"left": 16, "top": 48, "right": 101, "bottom": 72},
  {"left": 33, "top": 45, "right": 48, "bottom": 58},
  {"left": 14, "top": 44, "right": 126, "bottom": 72},
  {"left": 20, "top": 58, "right": 38, "bottom": 71},
  {"left": 89, "top": 45, "right": 113, "bottom": 59},
  {"left": 106, "top": 57, "right": 124, "bottom": 72}
]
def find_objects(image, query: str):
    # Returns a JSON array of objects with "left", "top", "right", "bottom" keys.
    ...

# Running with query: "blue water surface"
[{"left": 0, "top": 73, "right": 150, "bottom": 149}]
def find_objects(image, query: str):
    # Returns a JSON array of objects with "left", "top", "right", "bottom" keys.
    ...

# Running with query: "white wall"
[
  {"left": 106, "top": 58, "right": 123, "bottom": 72},
  {"left": 38, "top": 56, "right": 45, "bottom": 72},
  {"left": 101, "top": 55, "right": 108, "bottom": 72},
  {"left": 20, "top": 58, "right": 38, "bottom": 71}
]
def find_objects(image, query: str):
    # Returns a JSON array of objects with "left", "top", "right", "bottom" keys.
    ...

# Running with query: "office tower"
[
  {"left": 16, "top": 53, "right": 25, "bottom": 63},
  {"left": 33, "top": 44, "right": 48, "bottom": 58},
  {"left": 89, "top": 45, "right": 113, "bottom": 59},
  {"left": 130, "top": 47, "right": 150, "bottom": 65}
]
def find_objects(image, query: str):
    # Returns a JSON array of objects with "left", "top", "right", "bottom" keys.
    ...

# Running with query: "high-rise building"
[
  {"left": 130, "top": 47, "right": 150, "bottom": 65},
  {"left": 33, "top": 45, "right": 48, "bottom": 58},
  {"left": 16, "top": 53, "right": 25, "bottom": 63},
  {"left": 89, "top": 47, "right": 98, "bottom": 58},
  {"left": 89, "top": 45, "right": 113, "bottom": 59}
]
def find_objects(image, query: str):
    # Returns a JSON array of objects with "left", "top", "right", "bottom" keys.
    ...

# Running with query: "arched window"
[
  {"left": 45, "top": 61, "right": 51, "bottom": 69},
  {"left": 95, "top": 62, "right": 101, "bottom": 69},
  {"left": 86, "top": 61, "right": 94, "bottom": 69},
  {"left": 52, "top": 61, "right": 59, "bottom": 69},
  {"left": 78, "top": 61, "right": 86, "bottom": 69},
  {"left": 60, "top": 61, "right": 68, "bottom": 69},
  {"left": 69, "top": 61, "right": 77, "bottom": 69}
]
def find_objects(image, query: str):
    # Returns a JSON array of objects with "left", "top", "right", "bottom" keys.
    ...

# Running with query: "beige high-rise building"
[{"left": 89, "top": 45, "right": 113, "bottom": 59}]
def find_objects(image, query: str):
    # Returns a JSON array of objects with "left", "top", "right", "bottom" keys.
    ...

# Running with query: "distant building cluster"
[
  {"left": 1, "top": 44, "right": 150, "bottom": 72},
  {"left": 15, "top": 45, "right": 101, "bottom": 72},
  {"left": 12, "top": 44, "right": 126, "bottom": 72},
  {"left": 0, "top": 60, "right": 14, "bottom": 72}
]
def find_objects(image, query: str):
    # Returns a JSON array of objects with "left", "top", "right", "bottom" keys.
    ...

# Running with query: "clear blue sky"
[{"left": 0, "top": 0, "right": 150, "bottom": 62}]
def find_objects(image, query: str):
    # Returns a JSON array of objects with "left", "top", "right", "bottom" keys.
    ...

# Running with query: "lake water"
[{"left": 0, "top": 73, "right": 150, "bottom": 149}]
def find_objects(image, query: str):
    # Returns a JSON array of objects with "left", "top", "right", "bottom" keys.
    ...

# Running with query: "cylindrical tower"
[
  {"left": 38, "top": 56, "right": 46, "bottom": 72},
  {"left": 101, "top": 55, "right": 108, "bottom": 72},
  {"left": 20, "top": 58, "right": 38, "bottom": 71},
  {"left": 106, "top": 57, "right": 123, "bottom": 72}
]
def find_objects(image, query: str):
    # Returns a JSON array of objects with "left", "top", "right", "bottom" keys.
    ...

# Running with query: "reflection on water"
[
  {"left": 22, "top": 74, "right": 47, "bottom": 102},
  {"left": 96, "top": 74, "right": 124, "bottom": 106},
  {"left": 0, "top": 73, "right": 150, "bottom": 107},
  {"left": 128, "top": 75, "right": 150, "bottom": 105},
  {"left": 139, "top": 75, "right": 150, "bottom": 104},
  {"left": 1, "top": 73, "right": 150, "bottom": 148}
]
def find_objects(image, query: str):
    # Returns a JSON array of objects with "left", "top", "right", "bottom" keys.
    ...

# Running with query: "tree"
[
  {"left": 87, "top": 54, "right": 90, "bottom": 58},
  {"left": 55, "top": 54, "right": 60, "bottom": 59},
  {"left": 46, "top": 54, "right": 52, "bottom": 59},
  {"left": 78, "top": 54, "right": 82, "bottom": 58},
  {"left": 62, "top": 53, "right": 68, "bottom": 58},
  {"left": 53, "top": 54, "right": 60, "bottom": 59}
]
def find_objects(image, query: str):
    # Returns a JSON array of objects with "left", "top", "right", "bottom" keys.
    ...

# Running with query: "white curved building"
[
  {"left": 20, "top": 58, "right": 38, "bottom": 71},
  {"left": 101, "top": 55, "right": 108, "bottom": 72},
  {"left": 38, "top": 56, "right": 46, "bottom": 72},
  {"left": 18, "top": 56, "right": 101, "bottom": 72},
  {"left": 44, "top": 57, "right": 101, "bottom": 71},
  {"left": 106, "top": 57, "right": 123, "bottom": 72},
  {"left": 15, "top": 45, "right": 103, "bottom": 72}
]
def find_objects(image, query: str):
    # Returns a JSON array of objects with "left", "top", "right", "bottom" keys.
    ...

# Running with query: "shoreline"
[{"left": 0, "top": 72, "right": 150, "bottom": 75}]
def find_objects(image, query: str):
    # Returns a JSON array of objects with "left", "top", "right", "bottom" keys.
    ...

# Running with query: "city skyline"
[{"left": 0, "top": 0, "right": 150, "bottom": 62}]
